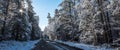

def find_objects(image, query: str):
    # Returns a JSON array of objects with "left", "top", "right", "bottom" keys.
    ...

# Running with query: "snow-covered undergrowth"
[
  {"left": 0, "top": 40, "right": 39, "bottom": 50},
  {"left": 56, "top": 40, "right": 116, "bottom": 50}
]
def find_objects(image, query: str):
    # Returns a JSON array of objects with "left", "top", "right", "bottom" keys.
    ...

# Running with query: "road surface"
[{"left": 32, "top": 39, "right": 82, "bottom": 50}]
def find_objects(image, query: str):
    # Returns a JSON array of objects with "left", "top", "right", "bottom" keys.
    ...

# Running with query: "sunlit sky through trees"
[{"left": 32, "top": 0, "right": 62, "bottom": 31}]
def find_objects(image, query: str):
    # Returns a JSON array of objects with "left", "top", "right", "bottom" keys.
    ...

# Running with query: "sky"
[{"left": 32, "top": 0, "right": 62, "bottom": 31}]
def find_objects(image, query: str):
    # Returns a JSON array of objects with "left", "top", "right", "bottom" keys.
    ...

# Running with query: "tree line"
[
  {"left": 0, "top": 0, "right": 42, "bottom": 41},
  {"left": 44, "top": 0, "right": 120, "bottom": 45}
]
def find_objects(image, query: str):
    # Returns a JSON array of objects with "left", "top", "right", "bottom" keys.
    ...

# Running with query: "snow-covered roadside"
[
  {"left": 0, "top": 40, "right": 39, "bottom": 50},
  {"left": 55, "top": 40, "right": 116, "bottom": 50}
]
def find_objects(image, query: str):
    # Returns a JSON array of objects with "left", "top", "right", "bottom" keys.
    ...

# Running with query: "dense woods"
[
  {"left": 44, "top": 0, "right": 120, "bottom": 46},
  {"left": 0, "top": 0, "right": 119, "bottom": 50},
  {"left": 0, "top": 0, "right": 119, "bottom": 49},
  {"left": 0, "top": 0, "right": 42, "bottom": 41}
]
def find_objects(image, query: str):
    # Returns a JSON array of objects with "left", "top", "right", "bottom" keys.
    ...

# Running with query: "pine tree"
[
  {"left": 107, "top": 0, "right": 120, "bottom": 43},
  {"left": 0, "top": 0, "right": 42, "bottom": 41},
  {"left": 27, "top": 0, "right": 42, "bottom": 40},
  {"left": 56, "top": 0, "right": 76, "bottom": 41},
  {"left": 77, "top": 0, "right": 120, "bottom": 44}
]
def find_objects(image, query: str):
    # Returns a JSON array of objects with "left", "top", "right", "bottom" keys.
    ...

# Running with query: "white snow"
[
  {"left": 56, "top": 40, "right": 116, "bottom": 50},
  {"left": 0, "top": 40, "right": 39, "bottom": 50}
]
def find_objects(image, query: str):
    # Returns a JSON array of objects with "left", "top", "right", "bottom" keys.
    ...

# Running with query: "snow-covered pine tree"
[
  {"left": 43, "top": 12, "right": 57, "bottom": 40},
  {"left": 27, "top": 0, "right": 42, "bottom": 40},
  {"left": 0, "top": 0, "right": 42, "bottom": 41},
  {"left": 95, "top": 0, "right": 113, "bottom": 44},
  {"left": 76, "top": 0, "right": 98, "bottom": 44},
  {"left": 56, "top": 0, "right": 77, "bottom": 41},
  {"left": 44, "top": 0, "right": 80, "bottom": 41},
  {"left": 107, "top": 0, "right": 120, "bottom": 43},
  {"left": 77, "top": 0, "right": 120, "bottom": 44}
]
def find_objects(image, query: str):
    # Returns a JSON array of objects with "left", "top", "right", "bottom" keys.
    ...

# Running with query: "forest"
[
  {"left": 44, "top": 0, "right": 120, "bottom": 47},
  {"left": 0, "top": 0, "right": 120, "bottom": 50},
  {"left": 0, "top": 0, "right": 42, "bottom": 41}
]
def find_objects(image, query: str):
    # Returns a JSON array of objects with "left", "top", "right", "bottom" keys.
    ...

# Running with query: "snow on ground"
[
  {"left": 56, "top": 40, "right": 116, "bottom": 50},
  {"left": 0, "top": 40, "right": 39, "bottom": 50}
]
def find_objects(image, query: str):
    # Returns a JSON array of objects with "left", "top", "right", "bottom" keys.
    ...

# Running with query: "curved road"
[{"left": 32, "top": 40, "right": 82, "bottom": 50}]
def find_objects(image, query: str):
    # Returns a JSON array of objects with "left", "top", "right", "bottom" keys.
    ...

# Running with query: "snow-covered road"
[
  {"left": 0, "top": 39, "right": 116, "bottom": 50},
  {"left": 32, "top": 39, "right": 82, "bottom": 50}
]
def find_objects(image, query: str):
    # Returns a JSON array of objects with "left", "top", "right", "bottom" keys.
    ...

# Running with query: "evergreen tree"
[
  {"left": 76, "top": 0, "right": 120, "bottom": 44},
  {"left": 0, "top": 0, "right": 42, "bottom": 41},
  {"left": 54, "top": 0, "right": 79, "bottom": 41}
]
